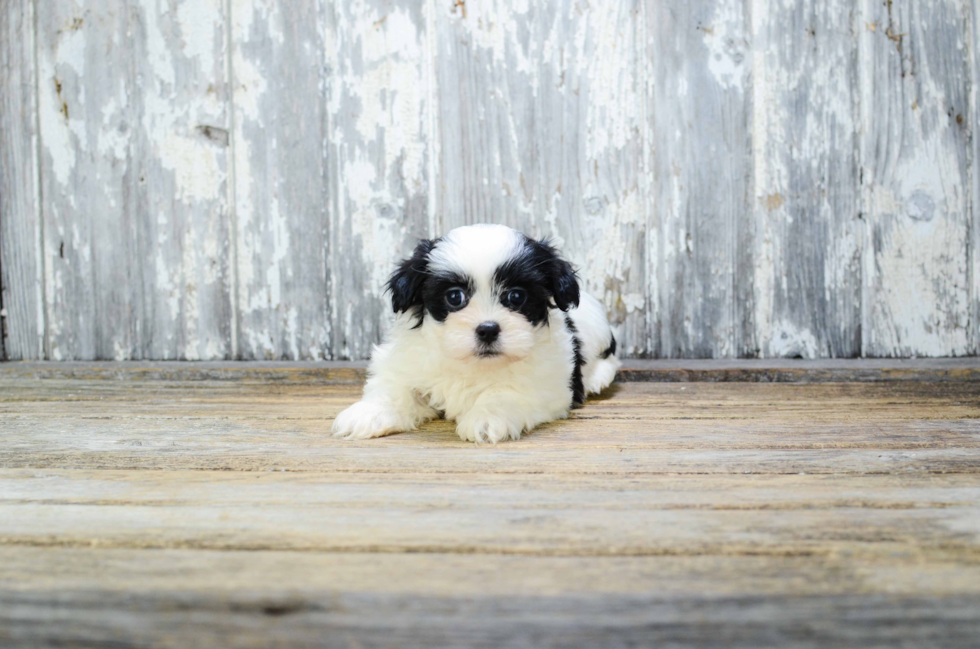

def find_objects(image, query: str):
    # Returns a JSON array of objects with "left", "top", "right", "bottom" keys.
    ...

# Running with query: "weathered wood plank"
[
  {"left": 435, "top": 1, "right": 647, "bottom": 355},
  {"left": 971, "top": 0, "right": 980, "bottom": 355},
  {"left": 858, "top": 0, "right": 973, "bottom": 357},
  {"left": 2, "top": 548, "right": 978, "bottom": 648},
  {"left": 0, "top": 0, "right": 43, "bottom": 360},
  {"left": 2, "top": 469, "right": 978, "bottom": 556},
  {"left": 434, "top": 0, "right": 540, "bottom": 233},
  {"left": 1, "top": 379, "right": 978, "bottom": 473},
  {"left": 5, "top": 432, "right": 979, "bottom": 475},
  {"left": 6, "top": 502, "right": 979, "bottom": 556},
  {"left": 5, "top": 547, "right": 980, "bottom": 599},
  {"left": 232, "top": 0, "right": 331, "bottom": 360},
  {"left": 537, "top": 0, "right": 647, "bottom": 356},
  {"left": 6, "top": 470, "right": 977, "bottom": 510},
  {"left": 36, "top": 1, "right": 233, "bottom": 360},
  {"left": 749, "top": 0, "right": 861, "bottom": 358},
  {"left": 5, "top": 591, "right": 978, "bottom": 649},
  {"left": 647, "top": 0, "right": 751, "bottom": 358},
  {"left": 3, "top": 358, "right": 980, "bottom": 383},
  {"left": 36, "top": 0, "right": 135, "bottom": 360},
  {"left": 135, "top": 0, "right": 233, "bottom": 360},
  {"left": 327, "top": 0, "right": 431, "bottom": 360}
]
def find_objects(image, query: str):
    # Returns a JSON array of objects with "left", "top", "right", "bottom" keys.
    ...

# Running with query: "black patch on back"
[
  {"left": 565, "top": 315, "right": 585, "bottom": 408},
  {"left": 600, "top": 333, "right": 617, "bottom": 359},
  {"left": 493, "top": 236, "right": 581, "bottom": 325}
]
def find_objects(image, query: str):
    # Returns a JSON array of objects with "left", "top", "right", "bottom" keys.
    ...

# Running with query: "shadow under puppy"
[{"left": 332, "top": 224, "right": 620, "bottom": 444}]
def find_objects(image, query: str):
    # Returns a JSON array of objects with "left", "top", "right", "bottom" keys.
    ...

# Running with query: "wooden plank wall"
[{"left": 0, "top": 0, "right": 977, "bottom": 360}]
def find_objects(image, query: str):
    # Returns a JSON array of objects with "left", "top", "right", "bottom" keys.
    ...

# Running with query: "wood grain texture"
[
  {"left": 1, "top": 371, "right": 979, "bottom": 646},
  {"left": 135, "top": 0, "right": 234, "bottom": 360},
  {"left": 749, "top": 0, "right": 861, "bottom": 358},
  {"left": 434, "top": 0, "right": 535, "bottom": 233},
  {"left": 4, "top": 469, "right": 980, "bottom": 555},
  {"left": 232, "top": 0, "right": 331, "bottom": 360},
  {"left": 36, "top": 0, "right": 132, "bottom": 360},
  {"left": 858, "top": 0, "right": 973, "bottom": 357},
  {"left": 0, "top": 0, "right": 43, "bottom": 360},
  {"left": 648, "top": 0, "right": 751, "bottom": 358},
  {"left": 971, "top": 0, "right": 980, "bottom": 355},
  {"left": 327, "top": 0, "right": 431, "bottom": 360},
  {"left": 436, "top": 0, "right": 648, "bottom": 355},
  {"left": 3, "top": 357, "right": 980, "bottom": 383},
  {"left": 2, "top": 378, "right": 979, "bottom": 475},
  {"left": 3, "top": 548, "right": 978, "bottom": 648},
  {"left": 539, "top": 0, "right": 647, "bottom": 357},
  {"left": 36, "top": 0, "right": 233, "bottom": 360}
]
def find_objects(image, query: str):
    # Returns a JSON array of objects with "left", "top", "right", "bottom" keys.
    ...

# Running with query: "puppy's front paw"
[
  {"left": 331, "top": 400, "right": 412, "bottom": 440},
  {"left": 455, "top": 411, "right": 524, "bottom": 445}
]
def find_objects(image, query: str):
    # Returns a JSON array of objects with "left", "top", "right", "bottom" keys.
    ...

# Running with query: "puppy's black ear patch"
[
  {"left": 387, "top": 239, "right": 437, "bottom": 318},
  {"left": 532, "top": 239, "right": 580, "bottom": 312}
]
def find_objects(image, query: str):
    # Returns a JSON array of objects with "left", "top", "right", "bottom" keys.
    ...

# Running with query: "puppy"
[{"left": 331, "top": 224, "right": 620, "bottom": 444}]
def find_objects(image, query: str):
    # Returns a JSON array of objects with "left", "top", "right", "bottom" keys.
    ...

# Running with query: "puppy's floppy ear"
[
  {"left": 532, "top": 239, "right": 580, "bottom": 312},
  {"left": 387, "top": 239, "right": 437, "bottom": 314}
]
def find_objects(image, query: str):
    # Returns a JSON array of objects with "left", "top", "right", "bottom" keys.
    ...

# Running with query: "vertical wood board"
[
  {"left": 0, "top": 0, "right": 43, "bottom": 360},
  {"left": 327, "top": 0, "right": 432, "bottom": 360},
  {"left": 134, "top": 0, "right": 233, "bottom": 360},
  {"left": 858, "top": 0, "right": 973, "bottom": 357},
  {"left": 749, "top": 0, "right": 862, "bottom": 358},
  {"left": 648, "top": 0, "right": 751, "bottom": 357},
  {"left": 232, "top": 0, "right": 331, "bottom": 360},
  {"left": 37, "top": 0, "right": 135, "bottom": 360},
  {"left": 435, "top": 0, "right": 542, "bottom": 234},
  {"left": 538, "top": 0, "right": 648, "bottom": 356},
  {"left": 971, "top": 0, "right": 979, "bottom": 354}
]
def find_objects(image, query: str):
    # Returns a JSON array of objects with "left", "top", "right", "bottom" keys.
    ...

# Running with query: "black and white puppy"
[{"left": 331, "top": 224, "right": 620, "bottom": 444}]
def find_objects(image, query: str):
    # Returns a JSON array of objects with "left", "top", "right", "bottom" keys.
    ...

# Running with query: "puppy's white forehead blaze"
[{"left": 428, "top": 224, "right": 524, "bottom": 291}]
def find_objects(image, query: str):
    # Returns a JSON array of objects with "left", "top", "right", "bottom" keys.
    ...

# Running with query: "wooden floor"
[{"left": 1, "top": 361, "right": 979, "bottom": 648}]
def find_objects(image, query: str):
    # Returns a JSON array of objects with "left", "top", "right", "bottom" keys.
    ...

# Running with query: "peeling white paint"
[
  {"left": 159, "top": 135, "right": 224, "bottom": 202},
  {"left": 859, "top": 0, "right": 972, "bottom": 357},
  {"left": 349, "top": 8, "right": 426, "bottom": 188},
  {"left": 37, "top": 21, "right": 88, "bottom": 188},
  {"left": 458, "top": 0, "right": 535, "bottom": 78},
  {"left": 704, "top": 0, "right": 748, "bottom": 91},
  {"left": 15, "top": 0, "right": 978, "bottom": 361},
  {"left": 580, "top": 3, "right": 640, "bottom": 161},
  {"left": 177, "top": 2, "right": 219, "bottom": 74},
  {"left": 38, "top": 74, "right": 75, "bottom": 186}
]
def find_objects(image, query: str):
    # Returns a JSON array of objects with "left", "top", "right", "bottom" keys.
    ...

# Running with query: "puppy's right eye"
[{"left": 445, "top": 288, "right": 466, "bottom": 309}]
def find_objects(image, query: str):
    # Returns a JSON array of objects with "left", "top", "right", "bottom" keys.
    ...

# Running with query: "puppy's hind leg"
[{"left": 583, "top": 355, "right": 620, "bottom": 395}]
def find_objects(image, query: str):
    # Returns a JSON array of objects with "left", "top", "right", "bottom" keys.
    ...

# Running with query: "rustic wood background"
[{"left": 1, "top": 0, "right": 977, "bottom": 361}]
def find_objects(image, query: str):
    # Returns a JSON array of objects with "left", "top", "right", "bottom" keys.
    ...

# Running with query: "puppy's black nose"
[{"left": 475, "top": 322, "right": 501, "bottom": 344}]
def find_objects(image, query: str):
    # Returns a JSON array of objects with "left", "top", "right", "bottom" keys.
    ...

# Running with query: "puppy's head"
[{"left": 387, "top": 225, "right": 579, "bottom": 362}]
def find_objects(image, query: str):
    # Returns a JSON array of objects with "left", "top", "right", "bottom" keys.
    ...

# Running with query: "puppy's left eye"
[{"left": 504, "top": 288, "right": 527, "bottom": 308}]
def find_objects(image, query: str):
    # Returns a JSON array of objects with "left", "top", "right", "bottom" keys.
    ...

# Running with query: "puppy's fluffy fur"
[{"left": 331, "top": 224, "right": 620, "bottom": 444}]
